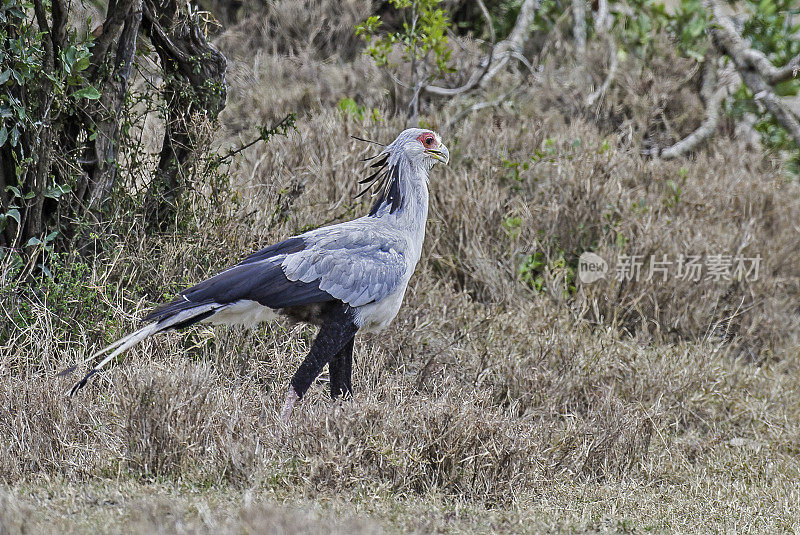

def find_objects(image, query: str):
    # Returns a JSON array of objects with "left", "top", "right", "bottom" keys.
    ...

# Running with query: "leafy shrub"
[{"left": 356, "top": 0, "right": 454, "bottom": 115}]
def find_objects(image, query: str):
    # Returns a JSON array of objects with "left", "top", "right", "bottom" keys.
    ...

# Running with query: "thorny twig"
[{"left": 216, "top": 114, "right": 297, "bottom": 164}]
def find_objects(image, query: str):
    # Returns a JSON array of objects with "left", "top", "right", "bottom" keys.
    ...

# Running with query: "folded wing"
[
  {"left": 143, "top": 237, "right": 334, "bottom": 323},
  {"left": 144, "top": 226, "right": 408, "bottom": 324},
  {"left": 282, "top": 225, "right": 408, "bottom": 308}
]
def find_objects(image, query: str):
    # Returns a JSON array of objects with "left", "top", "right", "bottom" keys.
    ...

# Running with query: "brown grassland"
[{"left": 2, "top": 1, "right": 800, "bottom": 533}]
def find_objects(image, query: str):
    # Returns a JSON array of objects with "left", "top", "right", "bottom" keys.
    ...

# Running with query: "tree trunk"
[
  {"left": 86, "top": 0, "right": 143, "bottom": 215},
  {"left": 0, "top": 0, "right": 228, "bottom": 272},
  {"left": 142, "top": 0, "right": 227, "bottom": 227}
]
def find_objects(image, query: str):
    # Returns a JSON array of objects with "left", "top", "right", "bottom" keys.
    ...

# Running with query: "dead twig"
[
  {"left": 423, "top": 0, "right": 540, "bottom": 97},
  {"left": 654, "top": 59, "right": 735, "bottom": 159},
  {"left": 572, "top": 0, "right": 586, "bottom": 57}
]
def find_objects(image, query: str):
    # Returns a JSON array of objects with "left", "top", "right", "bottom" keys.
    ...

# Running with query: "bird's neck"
[
  {"left": 370, "top": 158, "right": 430, "bottom": 243},
  {"left": 397, "top": 164, "right": 430, "bottom": 232}
]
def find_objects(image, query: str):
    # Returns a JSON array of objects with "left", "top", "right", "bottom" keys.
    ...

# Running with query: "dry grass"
[{"left": 2, "top": 1, "right": 800, "bottom": 532}]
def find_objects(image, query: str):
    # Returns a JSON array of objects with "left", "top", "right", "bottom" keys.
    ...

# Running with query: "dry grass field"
[{"left": 2, "top": 2, "right": 800, "bottom": 533}]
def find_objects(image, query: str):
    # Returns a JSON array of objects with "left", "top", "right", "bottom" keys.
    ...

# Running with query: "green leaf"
[
  {"left": 44, "top": 184, "right": 72, "bottom": 199},
  {"left": 0, "top": 125, "right": 7, "bottom": 147},
  {"left": 74, "top": 56, "right": 90, "bottom": 72},
  {"left": 25, "top": 237, "right": 42, "bottom": 247},
  {"left": 5, "top": 208, "right": 20, "bottom": 224},
  {"left": 71, "top": 86, "right": 101, "bottom": 100},
  {"left": 0, "top": 70, "right": 10, "bottom": 85},
  {"left": 775, "top": 79, "right": 800, "bottom": 97},
  {"left": 39, "top": 263, "right": 53, "bottom": 279},
  {"left": 758, "top": 0, "right": 776, "bottom": 15}
]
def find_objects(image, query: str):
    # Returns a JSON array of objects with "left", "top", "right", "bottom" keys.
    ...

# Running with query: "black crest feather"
[{"left": 356, "top": 152, "right": 402, "bottom": 216}]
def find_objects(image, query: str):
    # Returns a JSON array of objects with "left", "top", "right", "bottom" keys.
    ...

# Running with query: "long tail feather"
[
  {"left": 68, "top": 322, "right": 161, "bottom": 396},
  {"left": 65, "top": 303, "right": 221, "bottom": 396}
]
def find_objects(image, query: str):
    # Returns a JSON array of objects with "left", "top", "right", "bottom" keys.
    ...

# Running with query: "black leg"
[
  {"left": 290, "top": 318, "right": 358, "bottom": 399},
  {"left": 329, "top": 336, "right": 354, "bottom": 399}
]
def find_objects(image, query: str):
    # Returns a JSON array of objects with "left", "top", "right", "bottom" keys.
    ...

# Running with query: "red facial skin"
[{"left": 416, "top": 132, "right": 437, "bottom": 149}]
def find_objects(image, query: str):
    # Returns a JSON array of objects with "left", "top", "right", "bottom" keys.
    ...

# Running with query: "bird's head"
[
  {"left": 389, "top": 128, "right": 449, "bottom": 169},
  {"left": 357, "top": 128, "right": 448, "bottom": 216}
]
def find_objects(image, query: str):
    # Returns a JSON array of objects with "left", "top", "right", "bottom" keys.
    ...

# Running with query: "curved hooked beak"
[{"left": 426, "top": 143, "right": 450, "bottom": 165}]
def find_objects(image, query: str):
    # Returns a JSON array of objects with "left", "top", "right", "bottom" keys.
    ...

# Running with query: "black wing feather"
[
  {"left": 143, "top": 237, "right": 335, "bottom": 324},
  {"left": 238, "top": 236, "right": 305, "bottom": 265}
]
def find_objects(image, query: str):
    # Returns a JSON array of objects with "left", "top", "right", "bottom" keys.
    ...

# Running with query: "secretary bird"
[{"left": 62, "top": 128, "right": 449, "bottom": 420}]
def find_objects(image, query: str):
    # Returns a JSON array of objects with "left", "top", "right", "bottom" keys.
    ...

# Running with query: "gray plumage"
[
  {"left": 283, "top": 226, "right": 406, "bottom": 308},
  {"left": 63, "top": 128, "right": 449, "bottom": 417}
]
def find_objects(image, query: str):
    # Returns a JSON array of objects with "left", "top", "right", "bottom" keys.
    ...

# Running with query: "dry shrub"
[
  {"left": 217, "top": 0, "right": 367, "bottom": 60},
  {"left": 531, "top": 30, "right": 708, "bottom": 151},
  {"left": 0, "top": 370, "right": 118, "bottom": 481},
  {"left": 121, "top": 362, "right": 235, "bottom": 478},
  {"left": 568, "top": 393, "right": 653, "bottom": 479},
  {"left": 285, "top": 392, "right": 539, "bottom": 500},
  {"left": 284, "top": 375, "right": 653, "bottom": 500},
  {"left": 435, "top": 110, "right": 800, "bottom": 354}
]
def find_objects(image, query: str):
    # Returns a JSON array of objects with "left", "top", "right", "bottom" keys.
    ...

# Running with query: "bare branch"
[
  {"left": 481, "top": 0, "right": 540, "bottom": 86},
  {"left": 423, "top": 0, "right": 540, "bottom": 96},
  {"left": 423, "top": 0, "right": 495, "bottom": 97},
  {"left": 656, "top": 61, "right": 732, "bottom": 159},
  {"left": 739, "top": 48, "right": 800, "bottom": 85},
  {"left": 501, "top": 0, "right": 541, "bottom": 55},
  {"left": 584, "top": 33, "right": 617, "bottom": 107},
  {"left": 765, "top": 53, "right": 800, "bottom": 85},
  {"left": 652, "top": 1, "right": 800, "bottom": 159},
  {"left": 477, "top": 0, "right": 495, "bottom": 44},
  {"left": 705, "top": 0, "right": 800, "bottom": 149},
  {"left": 572, "top": 0, "right": 586, "bottom": 56},
  {"left": 744, "top": 76, "right": 800, "bottom": 149},
  {"left": 423, "top": 53, "right": 494, "bottom": 96},
  {"left": 594, "top": 0, "right": 610, "bottom": 33},
  {"left": 445, "top": 82, "right": 527, "bottom": 130}
]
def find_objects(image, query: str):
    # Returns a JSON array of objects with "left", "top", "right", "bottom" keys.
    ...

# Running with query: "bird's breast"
[{"left": 354, "top": 286, "right": 407, "bottom": 332}]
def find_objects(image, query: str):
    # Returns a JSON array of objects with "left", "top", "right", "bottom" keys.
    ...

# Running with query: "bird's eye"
[{"left": 416, "top": 132, "right": 437, "bottom": 148}]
